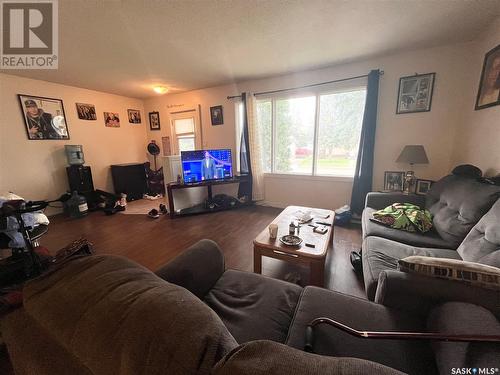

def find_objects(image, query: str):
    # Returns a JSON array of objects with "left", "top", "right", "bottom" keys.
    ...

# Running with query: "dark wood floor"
[
  {"left": 0, "top": 203, "right": 365, "bottom": 374},
  {"left": 39, "top": 203, "right": 365, "bottom": 297}
]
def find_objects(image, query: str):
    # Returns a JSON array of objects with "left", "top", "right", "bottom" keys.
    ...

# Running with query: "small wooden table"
[{"left": 253, "top": 205, "right": 335, "bottom": 287}]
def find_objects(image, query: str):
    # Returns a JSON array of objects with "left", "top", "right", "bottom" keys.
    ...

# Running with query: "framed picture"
[
  {"left": 210, "top": 105, "right": 224, "bottom": 125},
  {"left": 475, "top": 44, "right": 500, "bottom": 110},
  {"left": 18, "top": 94, "right": 70, "bottom": 140},
  {"left": 149, "top": 111, "right": 160, "bottom": 130},
  {"left": 76, "top": 103, "right": 97, "bottom": 120},
  {"left": 415, "top": 179, "right": 433, "bottom": 195},
  {"left": 104, "top": 112, "right": 120, "bottom": 127},
  {"left": 127, "top": 109, "right": 142, "bottom": 124},
  {"left": 162, "top": 136, "right": 171, "bottom": 156},
  {"left": 384, "top": 171, "right": 405, "bottom": 191},
  {"left": 396, "top": 73, "right": 435, "bottom": 114}
]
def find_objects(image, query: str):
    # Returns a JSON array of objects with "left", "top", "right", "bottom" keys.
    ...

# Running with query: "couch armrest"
[
  {"left": 365, "top": 192, "right": 425, "bottom": 210},
  {"left": 155, "top": 239, "right": 225, "bottom": 299},
  {"left": 375, "top": 270, "right": 500, "bottom": 319}
]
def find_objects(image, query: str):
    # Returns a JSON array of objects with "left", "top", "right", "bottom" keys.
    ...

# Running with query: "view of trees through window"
[{"left": 256, "top": 88, "right": 366, "bottom": 176}]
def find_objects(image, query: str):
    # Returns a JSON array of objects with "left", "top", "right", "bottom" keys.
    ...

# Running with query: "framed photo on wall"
[
  {"left": 415, "top": 179, "right": 433, "bottom": 195},
  {"left": 127, "top": 109, "right": 142, "bottom": 124},
  {"left": 210, "top": 105, "right": 223, "bottom": 125},
  {"left": 104, "top": 112, "right": 120, "bottom": 127},
  {"left": 76, "top": 103, "right": 97, "bottom": 120},
  {"left": 149, "top": 111, "right": 161, "bottom": 130},
  {"left": 18, "top": 94, "right": 70, "bottom": 140},
  {"left": 475, "top": 44, "right": 500, "bottom": 110},
  {"left": 384, "top": 171, "right": 405, "bottom": 191},
  {"left": 396, "top": 73, "right": 435, "bottom": 114}
]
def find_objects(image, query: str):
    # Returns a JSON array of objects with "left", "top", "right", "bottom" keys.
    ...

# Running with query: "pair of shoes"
[
  {"left": 148, "top": 209, "right": 160, "bottom": 219},
  {"left": 350, "top": 250, "right": 362, "bottom": 273}
]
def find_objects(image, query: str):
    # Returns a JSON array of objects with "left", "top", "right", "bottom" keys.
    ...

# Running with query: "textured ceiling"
[{"left": 2, "top": 0, "right": 500, "bottom": 98}]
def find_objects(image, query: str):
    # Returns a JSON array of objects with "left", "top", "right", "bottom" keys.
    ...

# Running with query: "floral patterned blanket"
[{"left": 371, "top": 203, "right": 433, "bottom": 233}]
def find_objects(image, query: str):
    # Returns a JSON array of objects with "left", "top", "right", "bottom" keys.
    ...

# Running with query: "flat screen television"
[{"left": 181, "top": 149, "right": 233, "bottom": 183}]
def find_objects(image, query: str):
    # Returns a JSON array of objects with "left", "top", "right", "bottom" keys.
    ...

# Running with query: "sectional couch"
[
  {"left": 3, "top": 239, "right": 500, "bottom": 374},
  {"left": 361, "top": 174, "right": 500, "bottom": 301}
]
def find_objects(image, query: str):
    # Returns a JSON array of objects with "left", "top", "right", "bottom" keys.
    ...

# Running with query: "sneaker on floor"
[
  {"left": 159, "top": 204, "right": 168, "bottom": 215},
  {"left": 350, "top": 250, "right": 362, "bottom": 273},
  {"left": 148, "top": 208, "right": 160, "bottom": 219}
]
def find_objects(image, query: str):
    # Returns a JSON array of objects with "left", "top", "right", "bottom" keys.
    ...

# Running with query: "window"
[
  {"left": 257, "top": 86, "right": 366, "bottom": 177},
  {"left": 169, "top": 106, "right": 202, "bottom": 154},
  {"left": 173, "top": 117, "right": 196, "bottom": 152}
]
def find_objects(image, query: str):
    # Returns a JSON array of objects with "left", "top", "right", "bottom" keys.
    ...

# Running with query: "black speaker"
[
  {"left": 66, "top": 165, "right": 94, "bottom": 194},
  {"left": 110, "top": 163, "right": 148, "bottom": 201}
]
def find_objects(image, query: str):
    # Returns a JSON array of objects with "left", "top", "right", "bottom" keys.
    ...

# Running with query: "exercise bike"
[{"left": 0, "top": 200, "right": 52, "bottom": 287}]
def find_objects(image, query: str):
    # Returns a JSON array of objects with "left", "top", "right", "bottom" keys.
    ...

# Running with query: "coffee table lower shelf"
[{"left": 253, "top": 245, "right": 326, "bottom": 287}]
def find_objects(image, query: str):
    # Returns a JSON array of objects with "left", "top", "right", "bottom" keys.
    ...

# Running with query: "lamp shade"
[{"left": 396, "top": 145, "right": 429, "bottom": 165}]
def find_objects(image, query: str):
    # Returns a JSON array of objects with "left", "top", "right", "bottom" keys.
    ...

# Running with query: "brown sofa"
[{"left": 3, "top": 240, "right": 499, "bottom": 374}]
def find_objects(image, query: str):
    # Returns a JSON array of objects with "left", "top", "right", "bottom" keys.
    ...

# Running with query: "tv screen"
[{"left": 181, "top": 149, "right": 233, "bottom": 183}]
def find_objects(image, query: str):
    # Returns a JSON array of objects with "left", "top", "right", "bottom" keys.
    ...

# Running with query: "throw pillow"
[{"left": 398, "top": 256, "right": 500, "bottom": 290}]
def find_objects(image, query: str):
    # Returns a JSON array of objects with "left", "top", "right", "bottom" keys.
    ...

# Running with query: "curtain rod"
[{"left": 226, "top": 70, "right": 383, "bottom": 100}]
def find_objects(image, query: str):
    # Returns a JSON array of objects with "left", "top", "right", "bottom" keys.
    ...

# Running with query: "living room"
[{"left": 0, "top": 1, "right": 499, "bottom": 374}]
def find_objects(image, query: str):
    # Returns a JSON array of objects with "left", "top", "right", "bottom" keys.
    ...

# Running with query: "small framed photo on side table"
[
  {"left": 384, "top": 171, "right": 405, "bottom": 192},
  {"left": 415, "top": 179, "right": 433, "bottom": 195}
]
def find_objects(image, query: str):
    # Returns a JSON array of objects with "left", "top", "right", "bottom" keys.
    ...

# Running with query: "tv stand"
[{"left": 166, "top": 176, "right": 251, "bottom": 218}]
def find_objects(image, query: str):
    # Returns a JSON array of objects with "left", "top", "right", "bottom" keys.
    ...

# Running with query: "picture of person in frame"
[
  {"left": 24, "top": 99, "right": 59, "bottom": 139},
  {"left": 476, "top": 45, "right": 500, "bottom": 109}
]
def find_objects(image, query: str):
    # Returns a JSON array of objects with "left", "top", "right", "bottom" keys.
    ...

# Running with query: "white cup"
[{"left": 269, "top": 223, "right": 278, "bottom": 239}]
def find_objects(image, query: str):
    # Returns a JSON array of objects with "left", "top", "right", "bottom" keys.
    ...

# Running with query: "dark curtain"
[
  {"left": 237, "top": 93, "right": 253, "bottom": 199},
  {"left": 350, "top": 69, "right": 380, "bottom": 215}
]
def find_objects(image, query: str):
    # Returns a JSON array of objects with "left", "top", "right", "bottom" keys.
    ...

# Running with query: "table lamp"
[{"left": 396, "top": 145, "right": 429, "bottom": 194}]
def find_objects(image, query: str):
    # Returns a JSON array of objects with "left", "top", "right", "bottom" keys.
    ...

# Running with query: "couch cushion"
[
  {"left": 285, "top": 287, "right": 436, "bottom": 374},
  {"left": 213, "top": 340, "right": 404, "bottom": 375},
  {"left": 457, "top": 198, "right": 500, "bottom": 267},
  {"left": 425, "top": 175, "right": 500, "bottom": 248},
  {"left": 20, "top": 255, "right": 238, "bottom": 375},
  {"left": 398, "top": 256, "right": 500, "bottom": 290},
  {"left": 204, "top": 269, "right": 302, "bottom": 344},
  {"left": 362, "top": 207, "right": 452, "bottom": 248},
  {"left": 427, "top": 302, "right": 500, "bottom": 375},
  {"left": 362, "top": 236, "right": 461, "bottom": 300}
]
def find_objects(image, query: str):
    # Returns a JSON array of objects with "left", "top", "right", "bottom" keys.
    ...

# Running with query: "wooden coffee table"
[{"left": 253, "top": 205, "right": 335, "bottom": 287}]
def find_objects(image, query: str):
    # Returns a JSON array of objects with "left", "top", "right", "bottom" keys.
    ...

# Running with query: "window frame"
[{"left": 257, "top": 81, "right": 367, "bottom": 179}]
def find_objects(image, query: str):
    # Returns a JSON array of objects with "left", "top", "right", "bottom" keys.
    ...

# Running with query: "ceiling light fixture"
[{"left": 153, "top": 86, "right": 168, "bottom": 94}]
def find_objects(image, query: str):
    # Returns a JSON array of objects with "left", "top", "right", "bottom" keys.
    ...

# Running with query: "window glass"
[
  {"left": 256, "top": 100, "right": 272, "bottom": 173},
  {"left": 316, "top": 90, "right": 367, "bottom": 176},
  {"left": 275, "top": 96, "right": 316, "bottom": 174},
  {"left": 178, "top": 135, "right": 195, "bottom": 152}
]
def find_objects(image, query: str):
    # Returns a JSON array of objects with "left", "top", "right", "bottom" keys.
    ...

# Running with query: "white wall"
[
  {"left": 144, "top": 42, "right": 472, "bottom": 209},
  {"left": 451, "top": 18, "right": 500, "bottom": 177},
  {"left": 0, "top": 73, "right": 148, "bottom": 212},
  {"left": 2, "top": 20, "right": 496, "bottom": 213}
]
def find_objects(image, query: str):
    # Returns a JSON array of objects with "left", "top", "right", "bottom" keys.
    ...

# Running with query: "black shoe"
[
  {"left": 148, "top": 209, "right": 160, "bottom": 219},
  {"left": 350, "top": 251, "right": 362, "bottom": 273},
  {"left": 159, "top": 204, "right": 168, "bottom": 215}
]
